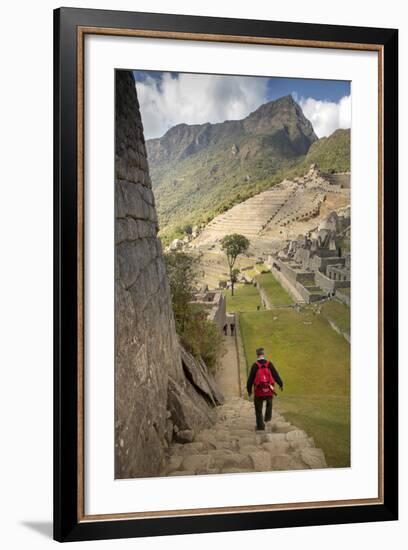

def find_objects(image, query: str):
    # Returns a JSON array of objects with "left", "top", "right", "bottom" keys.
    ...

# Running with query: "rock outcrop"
[{"left": 115, "top": 70, "right": 222, "bottom": 479}]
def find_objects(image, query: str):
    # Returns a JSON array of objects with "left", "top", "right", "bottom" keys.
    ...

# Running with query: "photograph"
[
  {"left": 1, "top": 0, "right": 404, "bottom": 545},
  {"left": 52, "top": 5, "right": 398, "bottom": 542},
  {"left": 115, "top": 68, "right": 351, "bottom": 480}
]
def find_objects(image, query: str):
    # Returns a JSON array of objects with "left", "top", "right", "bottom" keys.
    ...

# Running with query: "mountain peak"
[
  {"left": 146, "top": 95, "right": 317, "bottom": 164},
  {"left": 243, "top": 95, "right": 317, "bottom": 151},
  {"left": 248, "top": 94, "right": 295, "bottom": 115}
]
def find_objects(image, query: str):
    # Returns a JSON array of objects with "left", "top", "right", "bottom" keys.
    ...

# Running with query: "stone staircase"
[{"left": 160, "top": 397, "right": 327, "bottom": 476}]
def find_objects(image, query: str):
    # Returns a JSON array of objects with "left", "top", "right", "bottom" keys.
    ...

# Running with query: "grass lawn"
[
  {"left": 256, "top": 272, "right": 294, "bottom": 306},
  {"left": 240, "top": 309, "right": 350, "bottom": 468},
  {"left": 320, "top": 299, "right": 350, "bottom": 335},
  {"left": 241, "top": 263, "right": 268, "bottom": 279},
  {"left": 223, "top": 284, "right": 263, "bottom": 313}
]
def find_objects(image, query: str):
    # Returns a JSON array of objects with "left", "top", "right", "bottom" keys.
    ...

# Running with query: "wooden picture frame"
[{"left": 54, "top": 7, "right": 398, "bottom": 542}]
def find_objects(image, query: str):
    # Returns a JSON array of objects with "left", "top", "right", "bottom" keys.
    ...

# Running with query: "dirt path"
[{"left": 215, "top": 334, "right": 241, "bottom": 399}]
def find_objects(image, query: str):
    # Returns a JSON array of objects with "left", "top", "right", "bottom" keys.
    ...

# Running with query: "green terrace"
[
  {"left": 222, "top": 284, "right": 264, "bottom": 313},
  {"left": 256, "top": 272, "right": 294, "bottom": 306},
  {"left": 320, "top": 299, "right": 351, "bottom": 336}
]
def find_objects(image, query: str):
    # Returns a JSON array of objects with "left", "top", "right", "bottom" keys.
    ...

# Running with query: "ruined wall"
[
  {"left": 275, "top": 258, "right": 314, "bottom": 286},
  {"left": 314, "top": 271, "right": 350, "bottom": 292},
  {"left": 316, "top": 256, "right": 346, "bottom": 274},
  {"left": 115, "top": 71, "right": 221, "bottom": 479},
  {"left": 323, "top": 172, "right": 351, "bottom": 189},
  {"left": 206, "top": 292, "right": 227, "bottom": 330}
]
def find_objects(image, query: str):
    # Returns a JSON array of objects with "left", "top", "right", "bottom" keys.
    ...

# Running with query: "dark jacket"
[{"left": 247, "top": 358, "right": 283, "bottom": 395}]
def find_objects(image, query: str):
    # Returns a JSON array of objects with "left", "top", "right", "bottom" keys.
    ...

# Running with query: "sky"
[{"left": 133, "top": 70, "right": 351, "bottom": 141}]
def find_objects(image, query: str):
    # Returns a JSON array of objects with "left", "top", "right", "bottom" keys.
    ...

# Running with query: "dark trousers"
[{"left": 254, "top": 396, "right": 273, "bottom": 429}]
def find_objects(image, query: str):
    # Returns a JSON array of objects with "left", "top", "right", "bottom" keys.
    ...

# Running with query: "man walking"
[{"left": 247, "top": 347, "right": 283, "bottom": 431}]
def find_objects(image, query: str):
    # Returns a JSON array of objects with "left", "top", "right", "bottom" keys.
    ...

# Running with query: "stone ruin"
[
  {"left": 167, "top": 225, "right": 202, "bottom": 253},
  {"left": 292, "top": 163, "right": 350, "bottom": 193},
  {"left": 268, "top": 208, "right": 351, "bottom": 303},
  {"left": 191, "top": 287, "right": 227, "bottom": 332},
  {"left": 192, "top": 163, "right": 350, "bottom": 253},
  {"left": 115, "top": 70, "right": 223, "bottom": 479}
]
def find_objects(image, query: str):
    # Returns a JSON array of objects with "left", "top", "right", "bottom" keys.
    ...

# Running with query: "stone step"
[{"left": 162, "top": 397, "right": 328, "bottom": 477}]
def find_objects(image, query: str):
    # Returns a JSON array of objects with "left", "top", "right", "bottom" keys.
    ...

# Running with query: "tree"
[
  {"left": 220, "top": 234, "right": 250, "bottom": 296},
  {"left": 165, "top": 252, "right": 197, "bottom": 333},
  {"left": 165, "top": 251, "right": 224, "bottom": 371},
  {"left": 230, "top": 268, "right": 240, "bottom": 290}
]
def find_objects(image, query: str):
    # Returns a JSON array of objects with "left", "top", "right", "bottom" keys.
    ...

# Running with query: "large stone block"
[
  {"left": 180, "top": 346, "right": 224, "bottom": 406},
  {"left": 114, "top": 70, "right": 220, "bottom": 479},
  {"left": 300, "top": 448, "right": 327, "bottom": 469}
]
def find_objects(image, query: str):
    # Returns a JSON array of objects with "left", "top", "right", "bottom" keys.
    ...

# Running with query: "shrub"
[{"left": 165, "top": 251, "right": 224, "bottom": 371}]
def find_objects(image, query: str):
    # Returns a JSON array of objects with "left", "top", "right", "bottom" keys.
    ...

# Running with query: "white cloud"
[
  {"left": 298, "top": 95, "right": 351, "bottom": 138},
  {"left": 135, "top": 73, "right": 268, "bottom": 139}
]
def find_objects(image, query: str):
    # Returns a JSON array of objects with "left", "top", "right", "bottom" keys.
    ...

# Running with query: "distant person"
[
  {"left": 247, "top": 347, "right": 283, "bottom": 431},
  {"left": 223, "top": 324, "right": 228, "bottom": 336},
  {"left": 257, "top": 305, "right": 261, "bottom": 311},
  {"left": 230, "top": 322, "right": 235, "bottom": 336}
]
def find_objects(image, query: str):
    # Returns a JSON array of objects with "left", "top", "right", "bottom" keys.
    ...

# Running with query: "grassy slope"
[
  {"left": 256, "top": 273, "right": 294, "bottom": 306},
  {"left": 301, "top": 129, "right": 351, "bottom": 174},
  {"left": 239, "top": 309, "right": 350, "bottom": 468},
  {"left": 320, "top": 300, "right": 350, "bottom": 335},
  {"left": 223, "top": 284, "right": 264, "bottom": 313}
]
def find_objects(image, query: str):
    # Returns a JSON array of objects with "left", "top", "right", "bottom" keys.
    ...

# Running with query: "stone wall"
[
  {"left": 207, "top": 292, "right": 227, "bottom": 330},
  {"left": 190, "top": 291, "right": 226, "bottom": 330},
  {"left": 336, "top": 288, "right": 351, "bottom": 306},
  {"left": 322, "top": 172, "right": 351, "bottom": 189},
  {"left": 313, "top": 256, "right": 346, "bottom": 274},
  {"left": 270, "top": 265, "right": 308, "bottom": 304},
  {"left": 275, "top": 258, "right": 314, "bottom": 286},
  {"left": 115, "top": 70, "right": 222, "bottom": 479},
  {"left": 314, "top": 271, "right": 350, "bottom": 292}
]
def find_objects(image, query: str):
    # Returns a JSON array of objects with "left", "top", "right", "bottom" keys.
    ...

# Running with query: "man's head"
[{"left": 256, "top": 347, "right": 265, "bottom": 358}]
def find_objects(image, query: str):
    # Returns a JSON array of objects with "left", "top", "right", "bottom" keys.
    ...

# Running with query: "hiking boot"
[{"left": 255, "top": 426, "right": 265, "bottom": 431}]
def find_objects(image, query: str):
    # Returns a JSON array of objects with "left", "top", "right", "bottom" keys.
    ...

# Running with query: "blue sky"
[
  {"left": 265, "top": 77, "right": 350, "bottom": 103},
  {"left": 133, "top": 71, "right": 351, "bottom": 140}
]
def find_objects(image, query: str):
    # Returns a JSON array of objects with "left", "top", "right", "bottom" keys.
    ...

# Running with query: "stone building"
[
  {"left": 115, "top": 70, "right": 223, "bottom": 479},
  {"left": 267, "top": 209, "right": 351, "bottom": 303},
  {"left": 191, "top": 290, "right": 227, "bottom": 332}
]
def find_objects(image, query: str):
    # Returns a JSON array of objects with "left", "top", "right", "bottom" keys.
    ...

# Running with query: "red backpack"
[{"left": 254, "top": 361, "right": 275, "bottom": 397}]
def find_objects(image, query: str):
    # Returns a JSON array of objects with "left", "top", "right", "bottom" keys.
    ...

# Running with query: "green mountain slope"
[
  {"left": 278, "top": 129, "right": 351, "bottom": 183},
  {"left": 144, "top": 95, "right": 349, "bottom": 242},
  {"left": 298, "top": 129, "right": 351, "bottom": 174}
]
